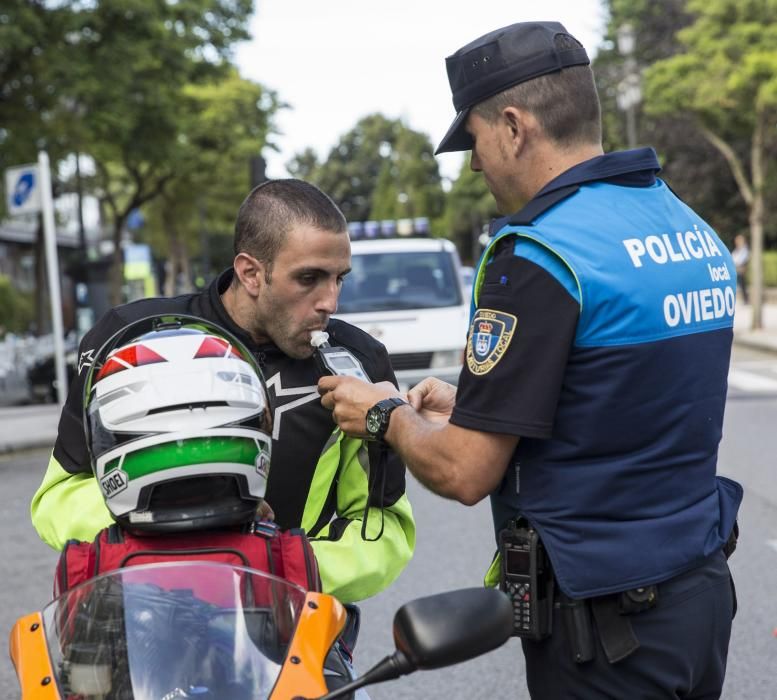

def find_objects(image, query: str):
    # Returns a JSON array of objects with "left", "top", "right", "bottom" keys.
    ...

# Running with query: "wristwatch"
[{"left": 365, "top": 397, "right": 408, "bottom": 442}]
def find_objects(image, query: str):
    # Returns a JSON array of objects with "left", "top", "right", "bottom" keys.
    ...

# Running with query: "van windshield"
[{"left": 338, "top": 251, "right": 463, "bottom": 313}]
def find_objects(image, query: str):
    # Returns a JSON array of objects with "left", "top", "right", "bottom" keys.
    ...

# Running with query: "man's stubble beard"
[{"left": 253, "top": 290, "right": 315, "bottom": 360}]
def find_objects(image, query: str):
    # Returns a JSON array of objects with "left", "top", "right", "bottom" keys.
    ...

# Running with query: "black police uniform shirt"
[
  {"left": 451, "top": 148, "right": 742, "bottom": 598},
  {"left": 54, "top": 268, "right": 407, "bottom": 532}
]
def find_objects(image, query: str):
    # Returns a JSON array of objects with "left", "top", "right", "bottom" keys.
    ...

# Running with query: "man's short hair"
[
  {"left": 473, "top": 64, "right": 602, "bottom": 147},
  {"left": 234, "top": 179, "right": 347, "bottom": 269}
]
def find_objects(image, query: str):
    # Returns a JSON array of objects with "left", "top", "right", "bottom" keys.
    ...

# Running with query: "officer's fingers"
[
  {"left": 320, "top": 376, "right": 361, "bottom": 413},
  {"left": 410, "top": 377, "right": 456, "bottom": 412},
  {"left": 320, "top": 388, "right": 336, "bottom": 410},
  {"left": 317, "top": 375, "right": 343, "bottom": 395},
  {"left": 407, "top": 377, "right": 436, "bottom": 410},
  {"left": 319, "top": 376, "right": 353, "bottom": 412},
  {"left": 330, "top": 400, "right": 364, "bottom": 436},
  {"left": 431, "top": 379, "right": 457, "bottom": 408}
]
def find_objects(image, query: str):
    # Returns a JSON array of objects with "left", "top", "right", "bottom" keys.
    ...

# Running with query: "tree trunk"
[
  {"left": 161, "top": 205, "right": 195, "bottom": 295},
  {"left": 163, "top": 252, "right": 176, "bottom": 297},
  {"left": 699, "top": 121, "right": 765, "bottom": 330},
  {"left": 178, "top": 238, "right": 193, "bottom": 293},
  {"left": 109, "top": 219, "right": 125, "bottom": 307},
  {"left": 163, "top": 218, "right": 179, "bottom": 297},
  {"left": 748, "top": 109, "right": 765, "bottom": 331},
  {"left": 166, "top": 235, "right": 193, "bottom": 296}
]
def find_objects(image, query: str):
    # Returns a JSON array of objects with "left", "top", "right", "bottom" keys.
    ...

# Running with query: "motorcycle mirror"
[
  {"left": 392, "top": 587, "right": 514, "bottom": 670},
  {"left": 312, "top": 587, "right": 513, "bottom": 700}
]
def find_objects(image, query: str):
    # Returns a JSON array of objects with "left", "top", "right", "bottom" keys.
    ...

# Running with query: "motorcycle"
[{"left": 10, "top": 560, "right": 513, "bottom": 699}]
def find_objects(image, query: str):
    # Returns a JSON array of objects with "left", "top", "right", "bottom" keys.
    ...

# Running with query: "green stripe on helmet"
[
  {"left": 119, "top": 436, "right": 262, "bottom": 480},
  {"left": 104, "top": 458, "right": 121, "bottom": 473}
]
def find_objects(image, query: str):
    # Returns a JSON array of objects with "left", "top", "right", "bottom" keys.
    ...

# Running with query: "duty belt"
[{"left": 557, "top": 522, "right": 738, "bottom": 666}]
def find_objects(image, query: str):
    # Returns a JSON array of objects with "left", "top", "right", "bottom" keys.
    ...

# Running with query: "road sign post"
[
  {"left": 38, "top": 151, "right": 68, "bottom": 407},
  {"left": 4, "top": 154, "right": 68, "bottom": 407}
]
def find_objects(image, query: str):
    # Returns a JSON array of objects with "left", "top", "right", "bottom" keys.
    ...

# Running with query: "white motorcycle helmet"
[{"left": 84, "top": 314, "right": 273, "bottom": 534}]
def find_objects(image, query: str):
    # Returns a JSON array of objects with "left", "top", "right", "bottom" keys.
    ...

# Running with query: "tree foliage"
[
  {"left": 143, "top": 70, "right": 282, "bottom": 290},
  {"left": 0, "top": 275, "right": 34, "bottom": 334},
  {"left": 1, "top": 0, "right": 271, "bottom": 304},
  {"left": 442, "top": 161, "right": 499, "bottom": 265},
  {"left": 1, "top": 1, "right": 89, "bottom": 329},
  {"left": 0, "top": 1, "right": 75, "bottom": 212},
  {"left": 75, "top": 0, "right": 257, "bottom": 302},
  {"left": 643, "top": 0, "right": 777, "bottom": 327},
  {"left": 593, "top": 0, "right": 750, "bottom": 242},
  {"left": 288, "top": 114, "right": 445, "bottom": 223},
  {"left": 644, "top": 2, "right": 777, "bottom": 133}
]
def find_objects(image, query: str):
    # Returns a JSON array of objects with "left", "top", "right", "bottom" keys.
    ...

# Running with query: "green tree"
[
  {"left": 1, "top": 0, "right": 257, "bottom": 305},
  {"left": 0, "top": 275, "right": 34, "bottom": 335},
  {"left": 0, "top": 1, "right": 75, "bottom": 181},
  {"left": 593, "top": 0, "right": 749, "bottom": 245},
  {"left": 442, "top": 161, "right": 499, "bottom": 265},
  {"left": 0, "top": 1, "right": 82, "bottom": 332},
  {"left": 289, "top": 114, "right": 444, "bottom": 223},
  {"left": 369, "top": 127, "right": 445, "bottom": 221},
  {"left": 286, "top": 147, "right": 320, "bottom": 181},
  {"left": 143, "top": 70, "right": 282, "bottom": 291},
  {"left": 74, "top": 0, "right": 255, "bottom": 303},
  {"left": 643, "top": 0, "right": 777, "bottom": 329}
]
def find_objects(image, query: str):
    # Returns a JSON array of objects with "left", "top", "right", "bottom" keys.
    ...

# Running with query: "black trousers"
[{"left": 522, "top": 551, "right": 735, "bottom": 700}]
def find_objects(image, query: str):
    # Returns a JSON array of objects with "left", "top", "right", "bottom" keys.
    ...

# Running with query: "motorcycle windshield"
[{"left": 41, "top": 561, "right": 308, "bottom": 699}]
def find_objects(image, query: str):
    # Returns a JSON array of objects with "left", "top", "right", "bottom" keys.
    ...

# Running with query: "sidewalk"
[
  {"left": 2, "top": 302, "right": 777, "bottom": 457},
  {"left": 732, "top": 300, "right": 777, "bottom": 354},
  {"left": 0, "top": 403, "right": 60, "bottom": 455}
]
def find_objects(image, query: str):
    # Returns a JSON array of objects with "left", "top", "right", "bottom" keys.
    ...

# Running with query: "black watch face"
[{"left": 366, "top": 407, "right": 383, "bottom": 436}]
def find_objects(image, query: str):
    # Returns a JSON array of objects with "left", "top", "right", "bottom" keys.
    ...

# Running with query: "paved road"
[
  {"left": 1, "top": 346, "right": 775, "bottom": 698},
  {"left": 0, "top": 448, "right": 60, "bottom": 699}
]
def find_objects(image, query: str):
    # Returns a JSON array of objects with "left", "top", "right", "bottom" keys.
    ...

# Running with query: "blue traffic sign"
[
  {"left": 12, "top": 171, "right": 35, "bottom": 207},
  {"left": 5, "top": 163, "right": 42, "bottom": 216}
]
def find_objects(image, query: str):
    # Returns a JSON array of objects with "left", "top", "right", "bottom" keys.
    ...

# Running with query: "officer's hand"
[
  {"left": 318, "top": 376, "right": 401, "bottom": 436},
  {"left": 407, "top": 377, "right": 456, "bottom": 424}
]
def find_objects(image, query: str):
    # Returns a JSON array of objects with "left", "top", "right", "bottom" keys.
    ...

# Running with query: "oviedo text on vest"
[{"left": 623, "top": 224, "right": 735, "bottom": 328}]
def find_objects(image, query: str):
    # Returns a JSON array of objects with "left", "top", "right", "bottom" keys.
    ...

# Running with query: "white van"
[{"left": 336, "top": 237, "right": 470, "bottom": 388}]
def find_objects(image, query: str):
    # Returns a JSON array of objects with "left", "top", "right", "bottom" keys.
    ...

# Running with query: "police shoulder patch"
[{"left": 466, "top": 309, "right": 517, "bottom": 375}]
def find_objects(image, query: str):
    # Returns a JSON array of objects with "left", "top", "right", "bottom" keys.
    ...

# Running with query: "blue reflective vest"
[{"left": 476, "top": 178, "right": 743, "bottom": 598}]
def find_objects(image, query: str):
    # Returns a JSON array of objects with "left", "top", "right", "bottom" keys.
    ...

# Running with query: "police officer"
[{"left": 319, "top": 21, "right": 742, "bottom": 699}]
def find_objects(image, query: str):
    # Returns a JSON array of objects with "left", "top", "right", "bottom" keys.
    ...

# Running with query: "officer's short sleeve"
[{"left": 450, "top": 237, "right": 580, "bottom": 439}]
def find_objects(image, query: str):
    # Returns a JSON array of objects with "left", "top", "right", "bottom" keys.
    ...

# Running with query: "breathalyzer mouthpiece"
[{"left": 310, "top": 330, "right": 330, "bottom": 349}]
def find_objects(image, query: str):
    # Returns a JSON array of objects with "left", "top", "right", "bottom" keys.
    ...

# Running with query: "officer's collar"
[{"left": 502, "top": 147, "right": 661, "bottom": 227}]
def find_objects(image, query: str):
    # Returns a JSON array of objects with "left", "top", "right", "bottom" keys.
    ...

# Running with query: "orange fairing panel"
[
  {"left": 9, "top": 612, "right": 60, "bottom": 700},
  {"left": 272, "top": 592, "right": 347, "bottom": 700}
]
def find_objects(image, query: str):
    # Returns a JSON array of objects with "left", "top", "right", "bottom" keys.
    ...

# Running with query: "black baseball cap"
[{"left": 435, "top": 21, "right": 590, "bottom": 155}]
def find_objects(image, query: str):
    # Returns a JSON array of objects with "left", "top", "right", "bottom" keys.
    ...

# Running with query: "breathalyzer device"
[{"left": 310, "top": 331, "right": 371, "bottom": 382}]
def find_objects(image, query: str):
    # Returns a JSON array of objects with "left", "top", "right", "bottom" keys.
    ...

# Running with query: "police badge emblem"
[{"left": 466, "top": 309, "right": 517, "bottom": 375}]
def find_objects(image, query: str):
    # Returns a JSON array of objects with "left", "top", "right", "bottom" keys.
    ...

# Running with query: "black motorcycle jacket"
[{"left": 32, "top": 269, "right": 416, "bottom": 603}]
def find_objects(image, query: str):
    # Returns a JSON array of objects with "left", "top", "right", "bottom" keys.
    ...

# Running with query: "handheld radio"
[
  {"left": 310, "top": 331, "right": 371, "bottom": 382},
  {"left": 498, "top": 520, "right": 554, "bottom": 640}
]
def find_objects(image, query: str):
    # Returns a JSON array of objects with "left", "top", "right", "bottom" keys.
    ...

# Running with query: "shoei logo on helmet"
[
  {"left": 95, "top": 344, "right": 167, "bottom": 382},
  {"left": 100, "top": 468, "right": 128, "bottom": 498},
  {"left": 194, "top": 336, "right": 246, "bottom": 361}
]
